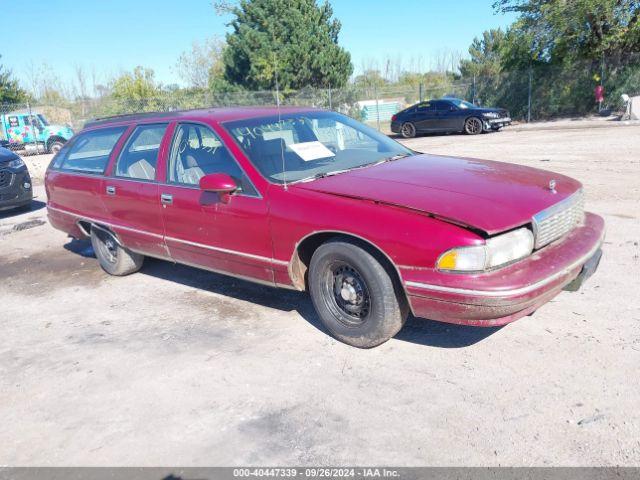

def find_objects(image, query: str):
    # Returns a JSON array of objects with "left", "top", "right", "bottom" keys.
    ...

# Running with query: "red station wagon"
[{"left": 45, "top": 108, "right": 605, "bottom": 347}]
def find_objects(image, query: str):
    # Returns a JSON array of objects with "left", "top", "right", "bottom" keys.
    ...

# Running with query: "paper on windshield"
[{"left": 289, "top": 141, "right": 335, "bottom": 161}]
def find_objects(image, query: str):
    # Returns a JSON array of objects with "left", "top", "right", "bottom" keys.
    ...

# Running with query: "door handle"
[
  {"left": 161, "top": 193, "right": 173, "bottom": 205},
  {"left": 106, "top": 186, "right": 116, "bottom": 195}
]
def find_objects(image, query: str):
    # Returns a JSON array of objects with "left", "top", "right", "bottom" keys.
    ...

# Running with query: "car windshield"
[
  {"left": 448, "top": 98, "right": 476, "bottom": 109},
  {"left": 225, "top": 111, "right": 413, "bottom": 184},
  {"left": 37, "top": 114, "right": 50, "bottom": 126}
]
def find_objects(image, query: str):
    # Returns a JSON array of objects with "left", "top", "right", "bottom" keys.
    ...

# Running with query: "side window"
[
  {"left": 59, "top": 127, "right": 127, "bottom": 174},
  {"left": 114, "top": 123, "right": 168, "bottom": 181},
  {"left": 168, "top": 123, "right": 258, "bottom": 196},
  {"left": 434, "top": 101, "right": 452, "bottom": 111},
  {"left": 50, "top": 140, "right": 75, "bottom": 169},
  {"left": 8, "top": 116, "right": 19, "bottom": 127},
  {"left": 416, "top": 102, "right": 433, "bottom": 112}
]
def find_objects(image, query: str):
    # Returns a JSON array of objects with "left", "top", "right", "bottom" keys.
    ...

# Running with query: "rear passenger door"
[
  {"left": 47, "top": 126, "right": 128, "bottom": 222},
  {"left": 413, "top": 102, "right": 437, "bottom": 132},
  {"left": 101, "top": 123, "right": 170, "bottom": 259},
  {"left": 160, "top": 122, "right": 274, "bottom": 284}
]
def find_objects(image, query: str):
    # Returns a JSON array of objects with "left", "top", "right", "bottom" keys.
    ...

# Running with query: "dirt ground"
[{"left": 1, "top": 125, "right": 639, "bottom": 466}]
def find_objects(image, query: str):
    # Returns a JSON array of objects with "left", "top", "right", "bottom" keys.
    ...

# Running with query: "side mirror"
[{"left": 199, "top": 173, "right": 238, "bottom": 203}]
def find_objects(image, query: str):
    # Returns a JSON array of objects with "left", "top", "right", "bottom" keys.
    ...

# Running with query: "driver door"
[{"left": 160, "top": 122, "right": 274, "bottom": 284}]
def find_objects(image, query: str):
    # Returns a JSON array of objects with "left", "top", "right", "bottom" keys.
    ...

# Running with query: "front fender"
[{"left": 267, "top": 184, "right": 484, "bottom": 288}]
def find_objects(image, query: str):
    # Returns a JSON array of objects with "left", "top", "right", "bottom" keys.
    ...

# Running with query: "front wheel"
[
  {"left": 308, "top": 239, "right": 408, "bottom": 348},
  {"left": 91, "top": 227, "right": 144, "bottom": 276},
  {"left": 464, "top": 117, "right": 484, "bottom": 135}
]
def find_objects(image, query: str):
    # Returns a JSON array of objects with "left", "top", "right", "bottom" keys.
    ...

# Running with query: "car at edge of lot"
[
  {"left": 391, "top": 98, "right": 511, "bottom": 138},
  {"left": 44, "top": 107, "right": 603, "bottom": 348},
  {"left": 1, "top": 112, "right": 74, "bottom": 154},
  {"left": 0, "top": 146, "right": 33, "bottom": 212}
]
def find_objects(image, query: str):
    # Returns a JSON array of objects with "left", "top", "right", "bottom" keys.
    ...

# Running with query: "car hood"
[
  {"left": 469, "top": 107, "right": 508, "bottom": 115},
  {"left": 45, "top": 125, "right": 74, "bottom": 139},
  {"left": 0, "top": 146, "right": 19, "bottom": 162},
  {"left": 294, "top": 154, "right": 581, "bottom": 235}
]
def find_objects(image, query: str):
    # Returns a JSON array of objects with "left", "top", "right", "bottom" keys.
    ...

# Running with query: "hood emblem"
[{"left": 548, "top": 179, "right": 557, "bottom": 194}]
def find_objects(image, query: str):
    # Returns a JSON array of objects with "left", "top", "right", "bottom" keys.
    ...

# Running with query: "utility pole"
[{"left": 527, "top": 66, "right": 532, "bottom": 123}]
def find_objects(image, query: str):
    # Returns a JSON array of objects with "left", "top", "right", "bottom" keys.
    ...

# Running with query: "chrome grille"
[
  {"left": 532, "top": 190, "right": 585, "bottom": 249},
  {"left": 0, "top": 169, "right": 12, "bottom": 189}
]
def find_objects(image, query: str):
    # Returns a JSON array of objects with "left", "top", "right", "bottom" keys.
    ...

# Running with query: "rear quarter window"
[{"left": 57, "top": 127, "right": 127, "bottom": 174}]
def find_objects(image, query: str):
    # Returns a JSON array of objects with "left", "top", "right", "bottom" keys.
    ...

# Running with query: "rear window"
[{"left": 58, "top": 127, "right": 127, "bottom": 174}]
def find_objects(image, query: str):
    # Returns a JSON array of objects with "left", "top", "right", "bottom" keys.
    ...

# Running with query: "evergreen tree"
[
  {"left": 0, "top": 56, "right": 28, "bottom": 104},
  {"left": 222, "top": 0, "right": 353, "bottom": 90}
]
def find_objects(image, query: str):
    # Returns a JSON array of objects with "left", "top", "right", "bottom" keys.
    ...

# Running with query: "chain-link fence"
[{"left": 2, "top": 55, "right": 638, "bottom": 154}]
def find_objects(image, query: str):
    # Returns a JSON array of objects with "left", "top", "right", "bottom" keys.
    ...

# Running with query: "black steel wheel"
[
  {"left": 321, "top": 261, "right": 371, "bottom": 327},
  {"left": 309, "top": 238, "right": 408, "bottom": 348}
]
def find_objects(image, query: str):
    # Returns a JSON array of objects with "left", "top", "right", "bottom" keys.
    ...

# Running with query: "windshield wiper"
[
  {"left": 382, "top": 153, "right": 411, "bottom": 162},
  {"left": 290, "top": 153, "right": 412, "bottom": 184},
  {"left": 292, "top": 169, "right": 352, "bottom": 184}
]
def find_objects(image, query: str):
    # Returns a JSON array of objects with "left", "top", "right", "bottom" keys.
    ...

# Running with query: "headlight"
[
  {"left": 6, "top": 158, "right": 25, "bottom": 169},
  {"left": 437, "top": 228, "right": 534, "bottom": 272},
  {"left": 482, "top": 112, "right": 500, "bottom": 119}
]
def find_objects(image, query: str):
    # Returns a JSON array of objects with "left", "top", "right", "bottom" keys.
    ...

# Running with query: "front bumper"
[
  {"left": 403, "top": 212, "right": 605, "bottom": 326},
  {"left": 0, "top": 168, "right": 33, "bottom": 211},
  {"left": 484, "top": 117, "right": 511, "bottom": 130}
]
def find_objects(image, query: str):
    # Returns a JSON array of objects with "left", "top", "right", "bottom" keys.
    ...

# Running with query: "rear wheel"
[
  {"left": 48, "top": 141, "right": 64, "bottom": 154},
  {"left": 464, "top": 117, "right": 483, "bottom": 135},
  {"left": 91, "top": 227, "right": 144, "bottom": 276},
  {"left": 308, "top": 239, "right": 408, "bottom": 348},
  {"left": 400, "top": 122, "right": 416, "bottom": 138}
]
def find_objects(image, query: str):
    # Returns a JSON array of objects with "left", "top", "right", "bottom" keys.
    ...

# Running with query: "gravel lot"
[{"left": 1, "top": 125, "right": 639, "bottom": 466}]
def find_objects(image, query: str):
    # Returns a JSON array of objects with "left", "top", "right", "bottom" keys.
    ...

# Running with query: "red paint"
[
  {"left": 45, "top": 108, "right": 605, "bottom": 327},
  {"left": 199, "top": 173, "right": 238, "bottom": 192},
  {"left": 296, "top": 153, "right": 582, "bottom": 234}
]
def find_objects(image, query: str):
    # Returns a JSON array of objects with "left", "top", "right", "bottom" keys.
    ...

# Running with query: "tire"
[
  {"left": 308, "top": 239, "right": 409, "bottom": 348},
  {"left": 400, "top": 122, "right": 416, "bottom": 138},
  {"left": 90, "top": 227, "right": 144, "bottom": 276},
  {"left": 48, "top": 141, "right": 64, "bottom": 154},
  {"left": 464, "top": 117, "right": 483, "bottom": 135}
]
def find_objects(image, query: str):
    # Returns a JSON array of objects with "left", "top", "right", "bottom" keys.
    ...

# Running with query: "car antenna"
[{"left": 273, "top": 39, "right": 287, "bottom": 190}]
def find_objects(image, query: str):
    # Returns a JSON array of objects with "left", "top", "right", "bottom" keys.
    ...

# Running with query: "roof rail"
[{"left": 84, "top": 108, "right": 212, "bottom": 128}]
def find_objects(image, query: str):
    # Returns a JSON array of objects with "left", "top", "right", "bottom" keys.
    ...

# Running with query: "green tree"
[
  {"left": 111, "top": 67, "right": 161, "bottom": 101},
  {"left": 459, "top": 29, "right": 506, "bottom": 77},
  {"left": 353, "top": 70, "right": 388, "bottom": 89},
  {"left": 0, "top": 56, "right": 28, "bottom": 104},
  {"left": 494, "top": 0, "right": 640, "bottom": 60},
  {"left": 109, "top": 66, "right": 163, "bottom": 111},
  {"left": 222, "top": 0, "right": 353, "bottom": 90}
]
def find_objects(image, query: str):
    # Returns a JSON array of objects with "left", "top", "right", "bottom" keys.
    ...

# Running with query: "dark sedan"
[
  {"left": 0, "top": 147, "right": 33, "bottom": 212},
  {"left": 391, "top": 98, "right": 511, "bottom": 138}
]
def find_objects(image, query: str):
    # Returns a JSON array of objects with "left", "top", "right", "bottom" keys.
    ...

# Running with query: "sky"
[{"left": 0, "top": 0, "right": 516, "bottom": 92}]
